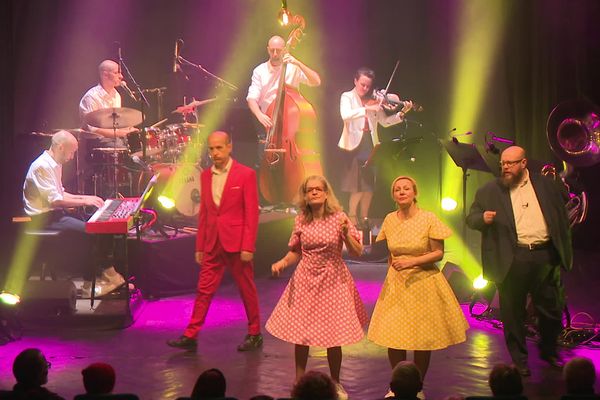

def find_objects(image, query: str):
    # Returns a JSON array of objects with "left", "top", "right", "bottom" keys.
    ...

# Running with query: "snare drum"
[
  {"left": 91, "top": 147, "right": 130, "bottom": 165},
  {"left": 128, "top": 127, "right": 164, "bottom": 159}
]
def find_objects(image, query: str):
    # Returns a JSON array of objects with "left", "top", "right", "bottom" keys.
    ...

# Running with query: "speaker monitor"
[
  {"left": 19, "top": 280, "right": 77, "bottom": 316},
  {"left": 442, "top": 262, "right": 473, "bottom": 303}
]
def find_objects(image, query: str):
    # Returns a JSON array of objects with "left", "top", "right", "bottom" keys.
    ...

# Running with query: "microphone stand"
[
  {"left": 119, "top": 52, "right": 150, "bottom": 163},
  {"left": 177, "top": 55, "right": 238, "bottom": 91}
]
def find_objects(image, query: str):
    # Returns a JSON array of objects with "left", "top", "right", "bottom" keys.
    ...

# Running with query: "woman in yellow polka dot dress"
[{"left": 367, "top": 176, "right": 468, "bottom": 396}]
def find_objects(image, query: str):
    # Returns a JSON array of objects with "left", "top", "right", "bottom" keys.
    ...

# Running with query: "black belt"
[{"left": 516, "top": 241, "right": 551, "bottom": 250}]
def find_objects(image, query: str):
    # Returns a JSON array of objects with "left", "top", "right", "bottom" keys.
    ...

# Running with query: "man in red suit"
[{"left": 167, "top": 131, "right": 262, "bottom": 351}]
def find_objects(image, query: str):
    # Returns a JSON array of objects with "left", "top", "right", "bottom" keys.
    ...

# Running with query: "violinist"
[
  {"left": 247, "top": 35, "right": 321, "bottom": 157},
  {"left": 337, "top": 67, "right": 413, "bottom": 227}
]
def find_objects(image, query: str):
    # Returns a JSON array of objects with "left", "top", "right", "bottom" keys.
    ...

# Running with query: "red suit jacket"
[{"left": 195, "top": 159, "right": 259, "bottom": 254}]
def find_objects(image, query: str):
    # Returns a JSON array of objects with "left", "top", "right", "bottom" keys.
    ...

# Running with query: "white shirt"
[
  {"left": 23, "top": 151, "right": 64, "bottom": 216},
  {"left": 510, "top": 169, "right": 550, "bottom": 245},
  {"left": 211, "top": 158, "right": 233, "bottom": 207},
  {"left": 79, "top": 84, "right": 124, "bottom": 145},
  {"left": 338, "top": 88, "right": 405, "bottom": 151},
  {"left": 246, "top": 61, "right": 308, "bottom": 112}
]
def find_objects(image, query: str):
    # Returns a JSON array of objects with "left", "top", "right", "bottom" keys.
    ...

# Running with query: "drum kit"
[{"left": 34, "top": 100, "right": 212, "bottom": 218}]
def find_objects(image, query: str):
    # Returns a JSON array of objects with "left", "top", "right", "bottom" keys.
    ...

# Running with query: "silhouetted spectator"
[
  {"left": 291, "top": 370, "right": 338, "bottom": 400},
  {"left": 489, "top": 364, "right": 523, "bottom": 396},
  {"left": 191, "top": 368, "right": 226, "bottom": 399},
  {"left": 11, "top": 348, "right": 65, "bottom": 400},
  {"left": 563, "top": 357, "right": 597, "bottom": 396},
  {"left": 390, "top": 361, "right": 423, "bottom": 399},
  {"left": 249, "top": 396, "right": 274, "bottom": 400},
  {"left": 82, "top": 363, "right": 116, "bottom": 394}
]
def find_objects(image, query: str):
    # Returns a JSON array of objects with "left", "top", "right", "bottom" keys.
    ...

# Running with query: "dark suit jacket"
[
  {"left": 466, "top": 171, "right": 572, "bottom": 283},
  {"left": 195, "top": 159, "right": 259, "bottom": 254}
]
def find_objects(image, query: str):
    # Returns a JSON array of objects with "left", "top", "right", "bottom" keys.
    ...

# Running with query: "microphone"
[
  {"left": 173, "top": 39, "right": 182, "bottom": 73},
  {"left": 120, "top": 81, "right": 138, "bottom": 101}
]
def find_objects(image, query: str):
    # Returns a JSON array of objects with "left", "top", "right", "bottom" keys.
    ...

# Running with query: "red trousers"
[{"left": 184, "top": 240, "right": 261, "bottom": 338}]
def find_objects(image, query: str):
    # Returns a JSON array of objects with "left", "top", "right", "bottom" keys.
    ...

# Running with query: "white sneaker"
[
  {"left": 335, "top": 383, "right": 348, "bottom": 400},
  {"left": 384, "top": 388, "right": 395, "bottom": 398},
  {"left": 101, "top": 267, "right": 126, "bottom": 286},
  {"left": 417, "top": 390, "right": 426, "bottom": 400},
  {"left": 81, "top": 279, "right": 120, "bottom": 298}
]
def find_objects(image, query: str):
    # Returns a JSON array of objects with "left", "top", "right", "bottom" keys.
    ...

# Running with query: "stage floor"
[{"left": 0, "top": 262, "right": 599, "bottom": 400}]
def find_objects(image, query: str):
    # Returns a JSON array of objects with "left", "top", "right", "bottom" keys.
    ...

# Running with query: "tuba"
[
  {"left": 547, "top": 99, "right": 600, "bottom": 167},
  {"left": 545, "top": 99, "right": 597, "bottom": 227}
]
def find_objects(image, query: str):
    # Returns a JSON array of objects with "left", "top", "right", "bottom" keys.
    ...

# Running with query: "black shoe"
[
  {"left": 515, "top": 362, "right": 531, "bottom": 377},
  {"left": 167, "top": 335, "right": 197, "bottom": 350},
  {"left": 541, "top": 354, "right": 564, "bottom": 369},
  {"left": 237, "top": 334, "right": 263, "bottom": 351}
]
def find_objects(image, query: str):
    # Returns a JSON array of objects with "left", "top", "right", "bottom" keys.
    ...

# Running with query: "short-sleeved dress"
[
  {"left": 367, "top": 209, "right": 468, "bottom": 350},
  {"left": 266, "top": 211, "right": 368, "bottom": 347}
]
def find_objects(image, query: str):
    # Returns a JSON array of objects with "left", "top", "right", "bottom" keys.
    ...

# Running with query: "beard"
[{"left": 500, "top": 168, "right": 525, "bottom": 188}]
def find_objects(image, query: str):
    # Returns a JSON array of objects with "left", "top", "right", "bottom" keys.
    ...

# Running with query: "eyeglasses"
[
  {"left": 305, "top": 187, "right": 324, "bottom": 194},
  {"left": 499, "top": 159, "right": 523, "bottom": 167}
]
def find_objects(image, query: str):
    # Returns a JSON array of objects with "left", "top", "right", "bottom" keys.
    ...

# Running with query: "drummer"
[{"left": 79, "top": 59, "right": 139, "bottom": 148}]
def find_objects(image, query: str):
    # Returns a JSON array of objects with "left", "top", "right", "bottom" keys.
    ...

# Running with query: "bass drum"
[{"left": 139, "top": 163, "right": 202, "bottom": 217}]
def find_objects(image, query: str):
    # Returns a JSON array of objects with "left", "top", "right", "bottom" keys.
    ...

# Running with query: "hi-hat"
[{"left": 85, "top": 107, "right": 143, "bottom": 129}]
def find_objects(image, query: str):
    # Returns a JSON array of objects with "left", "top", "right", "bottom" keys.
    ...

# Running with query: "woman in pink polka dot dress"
[
  {"left": 266, "top": 175, "right": 368, "bottom": 398},
  {"left": 368, "top": 176, "right": 468, "bottom": 398}
]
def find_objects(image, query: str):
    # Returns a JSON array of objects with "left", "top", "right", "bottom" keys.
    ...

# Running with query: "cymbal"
[
  {"left": 172, "top": 98, "right": 217, "bottom": 114},
  {"left": 180, "top": 122, "right": 205, "bottom": 129},
  {"left": 84, "top": 107, "right": 143, "bottom": 129}
]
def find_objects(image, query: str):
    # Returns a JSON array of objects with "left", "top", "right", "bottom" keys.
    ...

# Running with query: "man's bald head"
[
  {"left": 98, "top": 60, "right": 119, "bottom": 75},
  {"left": 267, "top": 36, "right": 286, "bottom": 66},
  {"left": 208, "top": 130, "right": 231, "bottom": 144},
  {"left": 501, "top": 146, "right": 526, "bottom": 162},
  {"left": 50, "top": 130, "right": 78, "bottom": 164},
  {"left": 500, "top": 145, "right": 527, "bottom": 187},
  {"left": 98, "top": 60, "right": 122, "bottom": 89}
]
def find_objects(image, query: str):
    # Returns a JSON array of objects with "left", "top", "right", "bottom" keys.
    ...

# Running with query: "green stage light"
[
  {"left": 157, "top": 195, "right": 176, "bottom": 209},
  {"left": 473, "top": 274, "right": 488, "bottom": 290},
  {"left": 0, "top": 292, "right": 21, "bottom": 306},
  {"left": 441, "top": 197, "right": 458, "bottom": 211}
]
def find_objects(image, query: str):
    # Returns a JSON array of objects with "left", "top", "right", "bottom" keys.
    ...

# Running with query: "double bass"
[{"left": 259, "top": 19, "right": 317, "bottom": 204}]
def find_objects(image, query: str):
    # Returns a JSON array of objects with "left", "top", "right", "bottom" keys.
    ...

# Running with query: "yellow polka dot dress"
[{"left": 367, "top": 209, "right": 468, "bottom": 350}]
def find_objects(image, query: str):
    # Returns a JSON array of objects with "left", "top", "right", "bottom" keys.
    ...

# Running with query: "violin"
[{"left": 369, "top": 89, "right": 423, "bottom": 114}]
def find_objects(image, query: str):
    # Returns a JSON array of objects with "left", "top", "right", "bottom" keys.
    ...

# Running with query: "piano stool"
[{"left": 12, "top": 216, "right": 62, "bottom": 281}]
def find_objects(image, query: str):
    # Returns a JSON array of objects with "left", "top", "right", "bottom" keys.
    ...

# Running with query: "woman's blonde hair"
[
  {"left": 296, "top": 175, "right": 342, "bottom": 223},
  {"left": 390, "top": 175, "right": 418, "bottom": 206}
]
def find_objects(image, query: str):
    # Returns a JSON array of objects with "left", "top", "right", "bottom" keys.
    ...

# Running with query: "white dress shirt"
[
  {"left": 211, "top": 158, "right": 233, "bottom": 207},
  {"left": 510, "top": 169, "right": 550, "bottom": 245},
  {"left": 23, "top": 151, "right": 64, "bottom": 216},
  {"left": 246, "top": 61, "right": 308, "bottom": 112}
]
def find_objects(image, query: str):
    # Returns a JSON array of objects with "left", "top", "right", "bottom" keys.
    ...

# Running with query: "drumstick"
[{"left": 150, "top": 118, "right": 168, "bottom": 128}]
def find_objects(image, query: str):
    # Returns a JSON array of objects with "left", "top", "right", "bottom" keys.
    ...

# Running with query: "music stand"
[{"left": 443, "top": 139, "right": 496, "bottom": 222}]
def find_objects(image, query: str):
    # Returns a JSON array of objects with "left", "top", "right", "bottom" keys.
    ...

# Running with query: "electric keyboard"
[{"left": 86, "top": 197, "right": 142, "bottom": 234}]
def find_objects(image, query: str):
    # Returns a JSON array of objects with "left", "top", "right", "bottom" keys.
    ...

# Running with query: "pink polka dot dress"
[
  {"left": 266, "top": 211, "right": 368, "bottom": 347},
  {"left": 367, "top": 209, "right": 469, "bottom": 350}
]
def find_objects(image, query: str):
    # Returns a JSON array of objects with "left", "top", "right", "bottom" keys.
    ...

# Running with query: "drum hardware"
[{"left": 85, "top": 107, "right": 143, "bottom": 197}]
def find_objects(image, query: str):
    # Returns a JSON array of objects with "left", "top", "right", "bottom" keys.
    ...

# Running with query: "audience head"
[
  {"left": 191, "top": 368, "right": 226, "bottom": 399},
  {"left": 297, "top": 175, "right": 342, "bottom": 222},
  {"left": 563, "top": 356, "right": 596, "bottom": 395},
  {"left": 82, "top": 362, "right": 116, "bottom": 394},
  {"left": 249, "top": 396, "right": 275, "bottom": 400},
  {"left": 12, "top": 348, "right": 50, "bottom": 388},
  {"left": 390, "top": 361, "right": 423, "bottom": 398},
  {"left": 291, "top": 370, "right": 338, "bottom": 400},
  {"left": 488, "top": 363, "right": 523, "bottom": 396}
]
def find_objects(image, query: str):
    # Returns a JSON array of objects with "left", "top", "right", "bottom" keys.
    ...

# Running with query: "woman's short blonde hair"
[
  {"left": 390, "top": 175, "right": 418, "bottom": 205},
  {"left": 296, "top": 175, "right": 342, "bottom": 223}
]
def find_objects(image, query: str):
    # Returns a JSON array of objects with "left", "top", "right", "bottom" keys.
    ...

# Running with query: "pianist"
[{"left": 23, "top": 130, "right": 126, "bottom": 297}]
